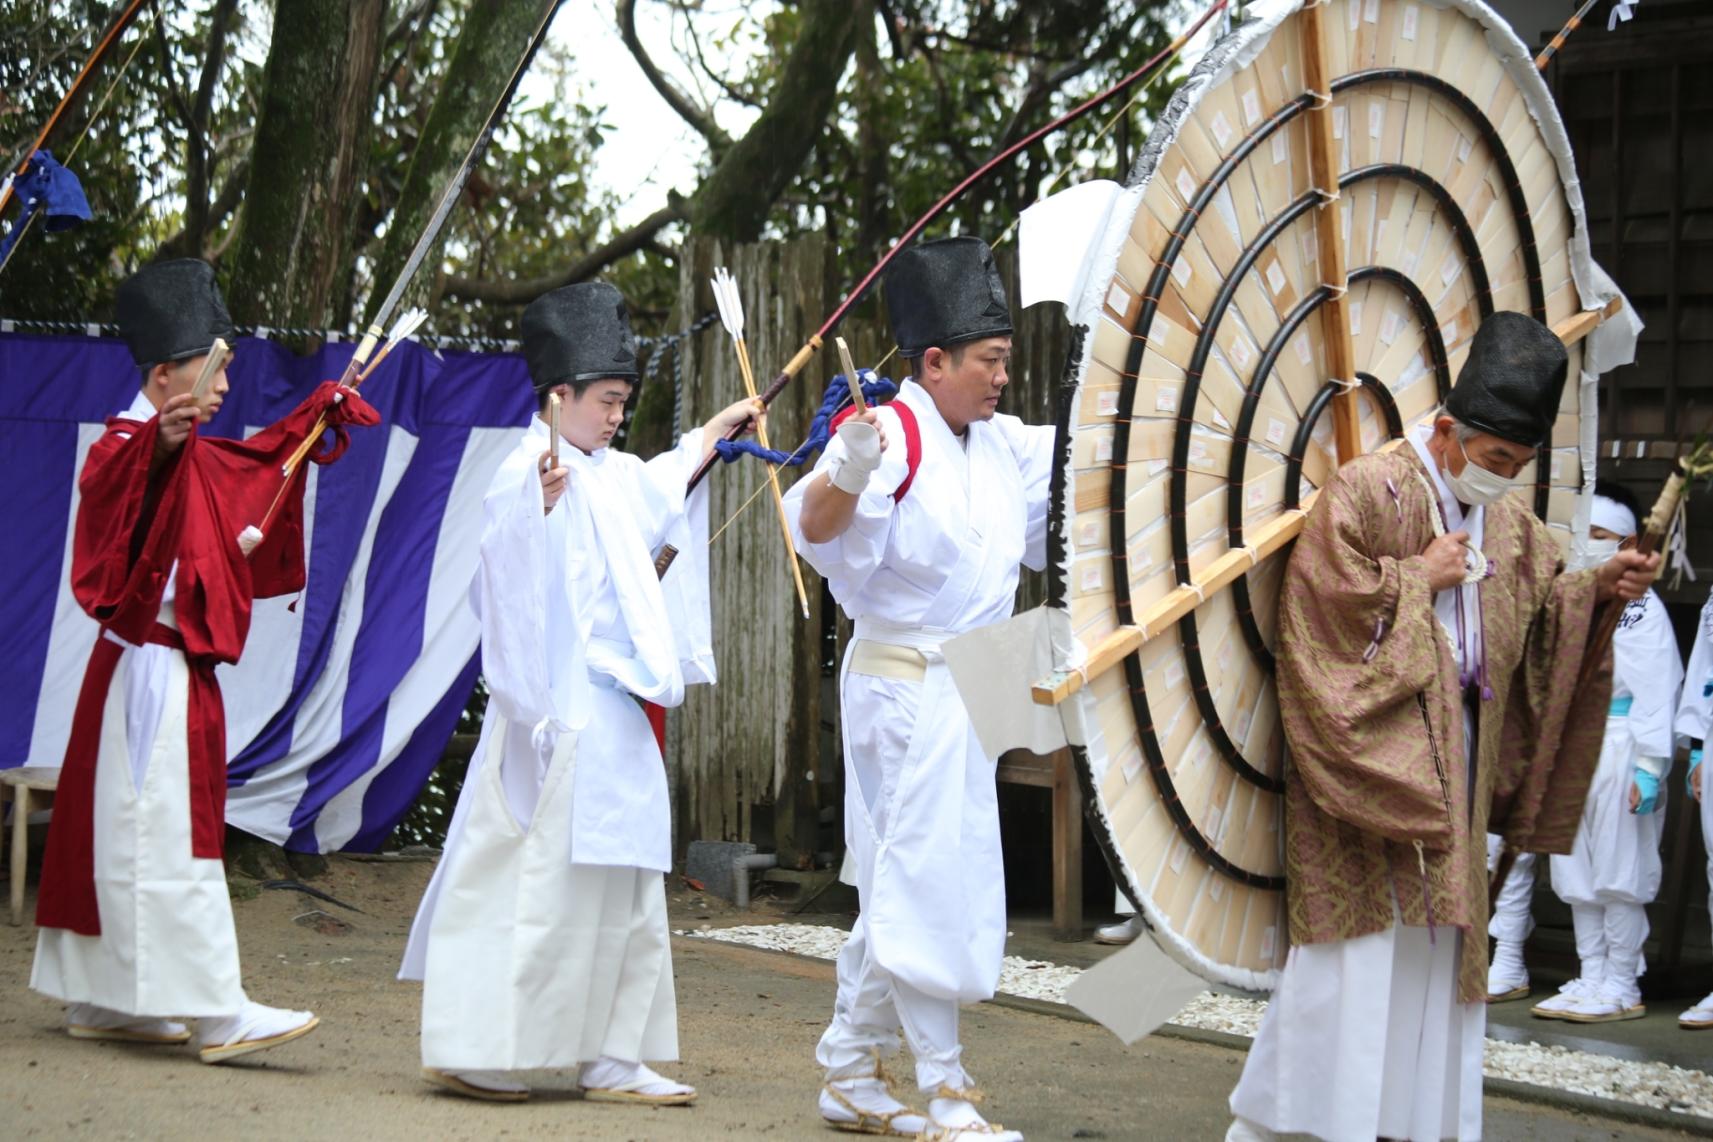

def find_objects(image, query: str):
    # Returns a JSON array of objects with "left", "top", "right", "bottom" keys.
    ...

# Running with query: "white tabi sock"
[
  {"left": 199, "top": 999, "right": 315, "bottom": 1048},
  {"left": 578, "top": 1056, "right": 694, "bottom": 1097},
  {"left": 66, "top": 1003, "right": 189, "bottom": 1041}
]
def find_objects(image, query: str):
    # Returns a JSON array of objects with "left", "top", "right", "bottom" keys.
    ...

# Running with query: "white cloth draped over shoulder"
[
  {"left": 785, "top": 380, "right": 1052, "bottom": 1008},
  {"left": 399, "top": 419, "right": 712, "bottom": 1071}
]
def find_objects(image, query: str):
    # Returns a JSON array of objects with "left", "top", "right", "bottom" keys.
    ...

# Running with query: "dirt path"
[{"left": 0, "top": 858, "right": 1694, "bottom": 1140}]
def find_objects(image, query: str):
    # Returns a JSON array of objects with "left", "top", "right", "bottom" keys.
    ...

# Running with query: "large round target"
[{"left": 1044, "top": 0, "right": 1628, "bottom": 991}]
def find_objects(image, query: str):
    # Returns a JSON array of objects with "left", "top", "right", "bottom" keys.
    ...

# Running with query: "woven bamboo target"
[{"left": 1033, "top": 0, "right": 1624, "bottom": 991}]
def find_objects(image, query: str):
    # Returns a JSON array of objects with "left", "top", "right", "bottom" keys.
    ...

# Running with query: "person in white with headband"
[
  {"left": 1523, "top": 482, "right": 1681, "bottom": 1024},
  {"left": 1672, "top": 580, "right": 1713, "bottom": 1031}
]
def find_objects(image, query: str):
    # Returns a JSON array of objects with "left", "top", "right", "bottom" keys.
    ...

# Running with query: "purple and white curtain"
[{"left": 2, "top": 331, "right": 535, "bottom": 852}]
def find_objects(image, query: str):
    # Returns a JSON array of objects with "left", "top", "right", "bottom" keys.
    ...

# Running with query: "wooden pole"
[{"left": 1299, "top": 0, "right": 1364, "bottom": 466}]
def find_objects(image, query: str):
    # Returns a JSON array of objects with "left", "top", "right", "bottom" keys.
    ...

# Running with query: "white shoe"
[
  {"left": 1560, "top": 981, "right": 1646, "bottom": 1024},
  {"left": 1225, "top": 1118, "right": 1279, "bottom": 1142},
  {"left": 66, "top": 1003, "right": 191, "bottom": 1045},
  {"left": 197, "top": 1000, "right": 319, "bottom": 1064},
  {"left": 923, "top": 1093, "right": 1024, "bottom": 1141},
  {"left": 1679, "top": 992, "right": 1713, "bottom": 1030},
  {"left": 820, "top": 1077, "right": 930, "bottom": 1136},
  {"left": 1094, "top": 916, "right": 1142, "bottom": 945},
  {"left": 423, "top": 1067, "right": 530, "bottom": 1102},
  {"left": 1530, "top": 977, "right": 1598, "bottom": 1020},
  {"left": 579, "top": 1056, "right": 696, "bottom": 1105},
  {"left": 1486, "top": 970, "right": 1531, "bottom": 1003}
]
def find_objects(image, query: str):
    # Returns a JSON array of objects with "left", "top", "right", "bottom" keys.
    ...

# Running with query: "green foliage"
[{"left": 723, "top": 0, "right": 1184, "bottom": 254}]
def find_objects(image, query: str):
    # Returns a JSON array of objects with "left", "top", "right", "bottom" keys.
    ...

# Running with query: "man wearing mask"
[
  {"left": 1226, "top": 311, "right": 1661, "bottom": 1142},
  {"left": 1519, "top": 483, "right": 1680, "bottom": 1024}
]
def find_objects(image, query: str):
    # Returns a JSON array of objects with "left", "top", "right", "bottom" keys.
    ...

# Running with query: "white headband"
[{"left": 1590, "top": 494, "right": 1638, "bottom": 539}]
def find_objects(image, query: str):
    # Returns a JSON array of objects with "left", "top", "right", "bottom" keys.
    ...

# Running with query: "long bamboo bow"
[
  {"left": 0, "top": 0, "right": 155, "bottom": 279},
  {"left": 682, "top": 0, "right": 1231, "bottom": 495},
  {"left": 0, "top": 0, "right": 151, "bottom": 220}
]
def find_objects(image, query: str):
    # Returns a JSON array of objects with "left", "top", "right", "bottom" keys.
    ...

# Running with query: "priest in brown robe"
[{"left": 1226, "top": 312, "right": 1660, "bottom": 1142}]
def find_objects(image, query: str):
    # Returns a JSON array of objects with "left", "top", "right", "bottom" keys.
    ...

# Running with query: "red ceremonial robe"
[{"left": 37, "top": 382, "right": 378, "bottom": 935}]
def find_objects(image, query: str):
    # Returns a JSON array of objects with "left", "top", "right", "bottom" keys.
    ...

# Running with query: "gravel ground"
[{"left": 681, "top": 922, "right": 1713, "bottom": 1121}]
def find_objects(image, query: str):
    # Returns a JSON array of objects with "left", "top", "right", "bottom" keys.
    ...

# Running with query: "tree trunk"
[
  {"left": 853, "top": 0, "right": 891, "bottom": 259},
  {"left": 687, "top": 1, "right": 860, "bottom": 243},
  {"left": 365, "top": 0, "right": 553, "bottom": 322},
  {"left": 223, "top": 0, "right": 385, "bottom": 329}
]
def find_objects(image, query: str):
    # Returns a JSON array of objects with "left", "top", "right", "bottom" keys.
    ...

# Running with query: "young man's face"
[
  {"left": 145, "top": 350, "right": 231, "bottom": 422},
  {"left": 545, "top": 378, "right": 633, "bottom": 454},
  {"left": 920, "top": 335, "right": 1012, "bottom": 433}
]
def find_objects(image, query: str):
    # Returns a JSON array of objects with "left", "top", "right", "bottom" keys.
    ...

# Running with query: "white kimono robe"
[
  {"left": 33, "top": 391, "right": 244, "bottom": 1018},
  {"left": 1550, "top": 589, "right": 1679, "bottom": 905},
  {"left": 783, "top": 380, "right": 1051, "bottom": 1086},
  {"left": 399, "top": 418, "right": 715, "bottom": 1071},
  {"left": 1674, "top": 588, "right": 1713, "bottom": 934}
]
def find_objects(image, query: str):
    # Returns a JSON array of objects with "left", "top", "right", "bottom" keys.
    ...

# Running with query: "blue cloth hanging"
[
  {"left": 0, "top": 150, "right": 93, "bottom": 263},
  {"left": 714, "top": 369, "right": 898, "bottom": 467}
]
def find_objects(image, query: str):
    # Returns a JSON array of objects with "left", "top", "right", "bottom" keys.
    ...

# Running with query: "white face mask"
[
  {"left": 1570, "top": 537, "right": 1621, "bottom": 572},
  {"left": 1443, "top": 439, "right": 1520, "bottom": 507}
]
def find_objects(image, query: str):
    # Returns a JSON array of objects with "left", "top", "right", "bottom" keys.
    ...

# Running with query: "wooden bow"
[
  {"left": 0, "top": 0, "right": 150, "bottom": 220},
  {"left": 681, "top": 0, "right": 1232, "bottom": 495}
]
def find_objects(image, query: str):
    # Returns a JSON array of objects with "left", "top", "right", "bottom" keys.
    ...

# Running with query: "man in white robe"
[
  {"left": 398, "top": 282, "right": 758, "bottom": 1103},
  {"left": 1673, "top": 586, "right": 1713, "bottom": 1031},
  {"left": 784, "top": 237, "right": 1051, "bottom": 1141},
  {"left": 1526, "top": 485, "right": 1680, "bottom": 1023}
]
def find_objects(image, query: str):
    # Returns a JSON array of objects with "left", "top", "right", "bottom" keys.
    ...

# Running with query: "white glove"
[
  {"left": 827, "top": 419, "right": 883, "bottom": 495},
  {"left": 236, "top": 526, "right": 265, "bottom": 556}
]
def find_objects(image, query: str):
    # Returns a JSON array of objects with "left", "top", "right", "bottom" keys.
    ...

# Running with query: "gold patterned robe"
[{"left": 1277, "top": 444, "right": 1612, "bottom": 1003}]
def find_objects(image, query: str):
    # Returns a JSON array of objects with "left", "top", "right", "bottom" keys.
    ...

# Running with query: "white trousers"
[
  {"left": 1229, "top": 925, "right": 1485, "bottom": 1142},
  {"left": 1484, "top": 836, "right": 1536, "bottom": 947},
  {"left": 1550, "top": 716, "right": 1665, "bottom": 905},
  {"left": 1567, "top": 901, "right": 1648, "bottom": 988},
  {"left": 817, "top": 913, "right": 966, "bottom": 1093},
  {"left": 32, "top": 643, "right": 245, "bottom": 1017},
  {"left": 407, "top": 708, "right": 677, "bottom": 1071}
]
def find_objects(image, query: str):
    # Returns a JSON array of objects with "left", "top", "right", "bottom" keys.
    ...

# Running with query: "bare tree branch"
[
  {"left": 984, "top": 10, "right": 1142, "bottom": 159},
  {"left": 685, "top": 14, "right": 757, "bottom": 109},
  {"left": 617, "top": 0, "right": 731, "bottom": 151},
  {"left": 442, "top": 201, "right": 687, "bottom": 304},
  {"left": 156, "top": 0, "right": 239, "bottom": 260}
]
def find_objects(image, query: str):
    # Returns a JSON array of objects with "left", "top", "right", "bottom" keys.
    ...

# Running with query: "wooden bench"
[
  {"left": 0, "top": 768, "right": 59, "bottom": 925},
  {"left": 996, "top": 747, "right": 1083, "bottom": 941}
]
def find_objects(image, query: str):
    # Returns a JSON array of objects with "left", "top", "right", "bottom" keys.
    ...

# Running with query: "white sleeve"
[
  {"left": 635, "top": 430, "right": 716, "bottom": 685},
  {"left": 1621, "top": 593, "right": 1681, "bottom": 759},
  {"left": 1675, "top": 590, "right": 1713, "bottom": 746},
  {"left": 994, "top": 414, "right": 1057, "bottom": 573},
  {"left": 783, "top": 406, "right": 910, "bottom": 604},
  {"left": 472, "top": 449, "right": 589, "bottom": 734}
]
